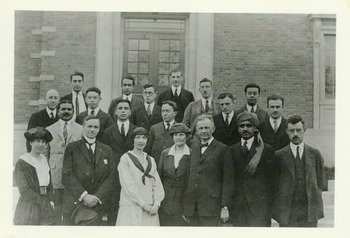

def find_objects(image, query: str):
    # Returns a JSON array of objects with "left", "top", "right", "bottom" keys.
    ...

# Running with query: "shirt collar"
[
  {"left": 59, "top": 119, "right": 71, "bottom": 127},
  {"left": 88, "top": 107, "right": 100, "bottom": 115},
  {"left": 168, "top": 144, "right": 190, "bottom": 156},
  {"left": 241, "top": 136, "right": 255, "bottom": 150},
  {"left": 117, "top": 120, "right": 130, "bottom": 128},
  {"left": 290, "top": 142, "right": 304, "bottom": 157},
  {"left": 144, "top": 102, "right": 155, "bottom": 108},
  {"left": 164, "top": 120, "right": 175, "bottom": 127},
  {"left": 201, "top": 136, "right": 214, "bottom": 146},
  {"left": 201, "top": 97, "right": 213, "bottom": 106},
  {"left": 123, "top": 93, "right": 133, "bottom": 100},
  {"left": 269, "top": 116, "right": 282, "bottom": 127},
  {"left": 222, "top": 111, "right": 234, "bottom": 119},
  {"left": 72, "top": 90, "right": 83, "bottom": 96},
  {"left": 171, "top": 85, "right": 182, "bottom": 95},
  {"left": 84, "top": 135, "right": 96, "bottom": 144},
  {"left": 246, "top": 104, "right": 257, "bottom": 113},
  {"left": 46, "top": 107, "right": 57, "bottom": 117}
]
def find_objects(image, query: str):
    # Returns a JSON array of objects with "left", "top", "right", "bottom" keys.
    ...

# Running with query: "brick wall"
[{"left": 213, "top": 14, "right": 314, "bottom": 128}]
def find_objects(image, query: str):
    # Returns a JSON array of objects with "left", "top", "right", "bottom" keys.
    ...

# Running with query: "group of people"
[{"left": 14, "top": 69, "right": 325, "bottom": 227}]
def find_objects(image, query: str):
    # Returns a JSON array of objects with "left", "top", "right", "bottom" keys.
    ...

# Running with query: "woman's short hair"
[
  {"left": 131, "top": 127, "right": 149, "bottom": 140},
  {"left": 24, "top": 127, "right": 53, "bottom": 143}
]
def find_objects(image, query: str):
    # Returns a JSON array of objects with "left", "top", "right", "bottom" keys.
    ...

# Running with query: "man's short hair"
[
  {"left": 162, "top": 100, "right": 178, "bottom": 112},
  {"left": 143, "top": 83, "right": 156, "bottom": 91},
  {"left": 70, "top": 71, "right": 84, "bottom": 81},
  {"left": 169, "top": 68, "right": 182, "bottom": 77},
  {"left": 121, "top": 75, "right": 136, "bottom": 86},
  {"left": 194, "top": 114, "right": 214, "bottom": 127},
  {"left": 57, "top": 99, "right": 74, "bottom": 110},
  {"left": 244, "top": 83, "right": 261, "bottom": 93},
  {"left": 199, "top": 78, "right": 213, "bottom": 87},
  {"left": 83, "top": 115, "right": 100, "bottom": 126},
  {"left": 267, "top": 94, "right": 284, "bottom": 106},
  {"left": 86, "top": 87, "right": 102, "bottom": 96},
  {"left": 113, "top": 98, "right": 131, "bottom": 112},
  {"left": 218, "top": 92, "right": 234, "bottom": 101},
  {"left": 287, "top": 115, "right": 305, "bottom": 127}
]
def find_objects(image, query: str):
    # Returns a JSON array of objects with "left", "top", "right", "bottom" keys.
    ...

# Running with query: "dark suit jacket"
[
  {"left": 222, "top": 142, "right": 276, "bottom": 220},
  {"left": 108, "top": 95, "right": 143, "bottom": 122},
  {"left": 157, "top": 148, "right": 191, "bottom": 215},
  {"left": 27, "top": 109, "right": 59, "bottom": 130},
  {"left": 236, "top": 105, "right": 269, "bottom": 125},
  {"left": 61, "top": 92, "right": 87, "bottom": 105},
  {"left": 156, "top": 88, "right": 194, "bottom": 122},
  {"left": 146, "top": 122, "right": 175, "bottom": 164},
  {"left": 212, "top": 113, "right": 240, "bottom": 146},
  {"left": 75, "top": 109, "right": 113, "bottom": 140},
  {"left": 130, "top": 104, "right": 162, "bottom": 131},
  {"left": 259, "top": 117, "right": 290, "bottom": 151},
  {"left": 62, "top": 139, "right": 117, "bottom": 219},
  {"left": 183, "top": 139, "right": 227, "bottom": 217},
  {"left": 274, "top": 144, "right": 324, "bottom": 225}
]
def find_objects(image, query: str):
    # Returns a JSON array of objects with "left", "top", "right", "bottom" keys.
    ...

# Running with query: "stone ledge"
[
  {"left": 28, "top": 98, "right": 46, "bottom": 106},
  {"left": 29, "top": 75, "right": 55, "bottom": 82}
]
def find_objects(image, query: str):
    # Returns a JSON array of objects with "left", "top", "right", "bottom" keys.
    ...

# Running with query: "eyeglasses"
[{"left": 238, "top": 123, "right": 253, "bottom": 128}]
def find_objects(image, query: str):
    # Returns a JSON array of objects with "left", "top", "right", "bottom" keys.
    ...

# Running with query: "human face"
[
  {"left": 196, "top": 118, "right": 214, "bottom": 142},
  {"left": 134, "top": 134, "right": 148, "bottom": 150},
  {"left": 219, "top": 96, "right": 234, "bottom": 114},
  {"left": 169, "top": 71, "right": 183, "bottom": 87},
  {"left": 115, "top": 102, "right": 131, "bottom": 122},
  {"left": 83, "top": 119, "right": 100, "bottom": 139},
  {"left": 71, "top": 75, "right": 84, "bottom": 93},
  {"left": 121, "top": 78, "right": 134, "bottom": 96},
  {"left": 238, "top": 121, "right": 255, "bottom": 140},
  {"left": 143, "top": 87, "right": 157, "bottom": 104},
  {"left": 245, "top": 87, "right": 260, "bottom": 106},
  {"left": 85, "top": 91, "right": 101, "bottom": 110},
  {"left": 267, "top": 99, "right": 283, "bottom": 119},
  {"left": 161, "top": 104, "right": 176, "bottom": 122},
  {"left": 30, "top": 139, "right": 47, "bottom": 155},
  {"left": 45, "top": 89, "right": 59, "bottom": 110},
  {"left": 287, "top": 121, "right": 305, "bottom": 145},
  {"left": 58, "top": 103, "right": 74, "bottom": 121},
  {"left": 173, "top": 132, "right": 187, "bottom": 146},
  {"left": 199, "top": 81, "right": 213, "bottom": 99}
]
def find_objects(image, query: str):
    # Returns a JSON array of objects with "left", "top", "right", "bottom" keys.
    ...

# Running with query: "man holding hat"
[{"left": 221, "top": 111, "right": 277, "bottom": 227}]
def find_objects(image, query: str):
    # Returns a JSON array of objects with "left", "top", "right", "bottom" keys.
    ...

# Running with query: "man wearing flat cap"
[{"left": 221, "top": 111, "right": 277, "bottom": 227}]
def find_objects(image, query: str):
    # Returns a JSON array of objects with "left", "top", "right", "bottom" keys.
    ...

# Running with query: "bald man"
[{"left": 27, "top": 89, "right": 60, "bottom": 130}]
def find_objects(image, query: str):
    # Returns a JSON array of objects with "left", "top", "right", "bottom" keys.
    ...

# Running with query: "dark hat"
[
  {"left": 24, "top": 127, "right": 53, "bottom": 142},
  {"left": 169, "top": 123, "right": 191, "bottom": 135},
  {"left": 236, "top": 111, "right": 259, "bottom": 128}
]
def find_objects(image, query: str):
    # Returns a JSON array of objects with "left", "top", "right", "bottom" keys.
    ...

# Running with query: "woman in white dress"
[{"left": 116, "top": 127, "right": 165, "bottom": 226}]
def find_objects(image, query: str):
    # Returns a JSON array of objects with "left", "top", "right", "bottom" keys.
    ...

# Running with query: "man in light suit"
[
  {"left": 130, "top": 83, "right": 162, "bottom": 131},
  {"left": 182, "top": 78, "right": 220, "bottom": 129},
  {"left": 274, "top": 115, "right": 324, "bottom": 227},
  {"left": 62, "top": 115, "right": 117, "bottom": 225},
  {"left": 46, "top": 99, "right": 83, "bottom": 224},
  {"left": 182, "top": 115, "right": 227, "bottom": 226},
  {"left": 60, "top": 71, "right": 87, "bottom": 117},
  {"left": 213, "top": 93, "right": 240, "bottom": 146},
  {"left": 108, "top": 76, "right": 143, "bottom": 121},
  {"left": 27, "top": 89, "right": 60, "bottom": 130},
  {"left": 235, "top": 83, "right": 269, "bottom": 125},
  {"left": 156, "top": 69, "right": 194, "bottom": 122},
  {"left": 259, "top": 94, "right": 289, "bottom": 151},
  {"left": 146, "top": 101, "right": 177, "bottom": 164},
  {"left": 75, "top": 87, "right": 113, "bottom": 140}
]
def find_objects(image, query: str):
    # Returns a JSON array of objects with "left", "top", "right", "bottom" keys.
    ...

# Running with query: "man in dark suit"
[
  {"left": 274, "top": 115, "right": 324, "bottom": 227},
  {"left": 27, "top": 89, "right": 60, "bottom": 130},
  {"left": 60, "top": 71, "right": 87, "bottom": 117},
  {"left": 259, "top": 94, "right": 289, "bottom": 151},
  {"left": 130, "top": 84, "right": 162, "bottom": 131},
  {"left": 213, "top": 93, "right": 240, "bottom": 146},
  {"left": 146, "top": 101, "right": 177, "bottom": 164},
  {"left": 156, "top": 69, "right": 194, "bottom": 122},
  {"left": 221, "top": 111, "right": 276, "bottom": 227},
  {"left": 75, "top": 87, "right": 113, "bottom": 140},
  {"left": 62, "top": 115, "right": 117, "bottom": 225},
  {"left": 182, "top": 78, "right": 220, "bottom": 129},
  {"left": 235, "top": 83, "right": 269, "bottom": 125},
  {"left": 108, "top": 75, "right": 143, "bottom": 122},
  {"left": 182, "top": 114, "right": 227, "bottom": 226}
]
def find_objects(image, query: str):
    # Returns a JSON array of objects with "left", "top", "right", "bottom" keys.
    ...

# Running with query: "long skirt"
[{"left": 116, "top": 205, "right": 159, "bottom": 226}]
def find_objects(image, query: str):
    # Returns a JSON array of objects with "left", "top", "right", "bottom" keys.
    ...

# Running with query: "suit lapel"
[
  {"left": 79, "top": 139, "right": 91, "bottom": 163},
  {"left": 111, "top": 124, "right": 122, "bottom": 142},
  {"left": 52, "top": 122, "right": 65, "bottom": 141},
  {"left": 283, "top": 146, "right": 295, "bottom": 180},
  {"left": 195, "top": 100, "right": 202, "bottom": 115},
  {"left": 94, "top": 141, "right": 103, "bottom": 164},
  {"left": 304, "top": 145, "right": 312, "bottom": 184},
  {"left": 67, "top": 121, "right": 80, "bottom": 142},
  {"left": 198, "top": 139, "right": 217, "bottom": 163}
]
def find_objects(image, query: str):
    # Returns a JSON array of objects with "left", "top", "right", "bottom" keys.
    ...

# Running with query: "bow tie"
[{"left": 200, "top": 143, "right": 209, "bottom": 148}]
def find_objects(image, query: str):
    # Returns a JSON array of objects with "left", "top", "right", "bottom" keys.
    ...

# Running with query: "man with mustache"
[
  {"left": 273, "top": 115, "right": 324, "bottom": 227},
  {"left": 259, "top": 94, "right": 290, "bottom": 151},
  {"left": 235, "top": 83, "right": 269, "bottom": 125},
  {"left": 46, "top": 99, "right": 83, "bottom": 224}
]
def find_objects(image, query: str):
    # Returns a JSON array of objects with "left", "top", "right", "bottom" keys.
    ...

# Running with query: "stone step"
[
  {"left": 322, "top": 192, "right": 334, "bottom": 205},
  {"left": 328, "top": 180, "right": 335, "bottom": 192}
]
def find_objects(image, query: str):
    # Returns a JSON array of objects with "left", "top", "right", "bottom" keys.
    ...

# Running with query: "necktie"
[
  {"left": 75, "top": 94, "right": 80, "bottom": 114},
  {"left": 250, "top": 106, "right": 254, "bottom": 113},
  {"left": 166, "top": 122, "right": 171, "bottom": 131},
  {"left": 175, "top": 88, "right": 178, "bottom": 97},
  {"left": 63, "top": 122, "right": 68, "bottom": 144},
  {"left": 91, "top": 110, "right": 95, "bottom": 115},
  {"left": 296, "top": 146, "right": 300, "bottom": 160},
  {"left": 205, "top": 100, "right": 209, "bottom": 113},
  {"left": 200, "top": 142, "right": 209, "bottom": 154},
  {"left": 224, "top": 114, "right": 230, "bottom": 126},
  {"left": 242, "top": 140, "right": 249, "bottom": 156},
  {"left": 50, "top": 112, "right": 54, "bottom": 119},
  {"left": 86, "top": 142, "right": 95, "bottom": 163},
  {"left": 121, "top": 123, "right": 126, "bottom": 137},
  {"left": 273, "top": 119, "right": 278, "bottom": 132},
  {"left": 146, "top": 103, "right": 152, "bottom": 116}
]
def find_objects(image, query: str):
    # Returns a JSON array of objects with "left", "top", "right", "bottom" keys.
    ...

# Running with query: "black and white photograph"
[{"left": 1, "top": 0, "right": 349, "bottom": 237}]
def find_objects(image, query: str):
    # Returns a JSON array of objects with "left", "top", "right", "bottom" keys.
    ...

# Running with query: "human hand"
[
  {"left": 82, "top": 194, "right": 100, "bottom": 207},
  {"left": 220, "top": 207, "right": 229, "bottom": 223},
  {"left": 142, "top": 204, "right": 153, "bottom": 212},
  {"left": 50, "top": 201, "right": 55, "bottom": 211},
  {"left": 149, "top": 204, "right": 159, "bottom": 216},
  {"left": 182, "top": 215, "right": 190, "bottom": 224}
]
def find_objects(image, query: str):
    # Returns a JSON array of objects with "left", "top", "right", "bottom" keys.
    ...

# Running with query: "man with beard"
[
  {"left": 236, "top": 83, "right": 268, "bottom": 125},
  {"left": 274, "top": 115, "right": 324, "bottom": 227},
  {"left": 46, "top": 99, "right": 83, "bottom": 224},
  {"left": 259, "top": 94, "right": 290, "bottom": 151},
  {"left": 221, "top": 111, "right": 276, "bottom": 227}
]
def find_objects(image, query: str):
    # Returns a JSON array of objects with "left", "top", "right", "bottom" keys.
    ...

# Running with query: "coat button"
[{"left": 195, "top": 184, "right": 198, "bottom": 187}]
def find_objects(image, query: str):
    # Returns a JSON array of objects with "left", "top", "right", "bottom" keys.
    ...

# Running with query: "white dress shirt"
[
  {"left": 246, "top": 104, "right": 257, "bottom": 113},
  {"left": 72, "top": 90, "right": 87, "bottom": 115},
  {"left": 168, "top": 144, "right": 190, "bottom": 169},
  {"left": 201, "top": 137, "right": 214, "bottom": 154},
  {"left": 59, "top": 119, "right": 72, "bottom": 133},
  {"left": 171, "top": 85, "right": 182, "bottom": 96},
  {"left": 84, "top": 135, "right": 96, "bottom": 153},
  {"left": 269, "top": 116, "right": 282, "bottom": 131},
  {"left": 88, "top": 107, "right": 100, "bottom": 116},
  {"left": 201, "top": 97, "right": 213, "bottom": 111},
  {"left": 222, "top": 111, "right": 234, "bottom": 125},
  {"left": 46, "top": 107, "right": 57, "bottom": 118},
  {"left": 144, "top": 102, "right": 155, "bottom": 114},
  {"left": 290, "top": 142, "right": 304, "bottom": 159},
  {"left": 241, "top": 136, "right": 255, "bottom": 150},
  {"left": 163, "top": 120, "right": 175, "bottom": 130},
  {"left": 123, "top": 93, "right": 133, "bottom": 102},
  {"left": 117, "top": 120, "right": 130, "bottom": 135}
]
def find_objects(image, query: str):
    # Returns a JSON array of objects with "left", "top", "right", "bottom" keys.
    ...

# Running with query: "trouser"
[
  {"left": 188, "top": 204, "right": 219, "bottom": 226},
  {"left": 52, "top": 188, "right": 64, "bottom": 225},
  {"left": 159, "top": 210, "right": 188, "bottom": 226},
  {"left": 280, "top": 199, "right": 317, "bottom": 227}
]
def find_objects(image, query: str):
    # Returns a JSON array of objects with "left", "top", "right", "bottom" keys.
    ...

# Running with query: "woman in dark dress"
[
  {"left": 157, "top": 123, "right": 191, "bottom": 226},
  {"left": 14, "top": 127, "right": 55, "bottom": 225}
]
